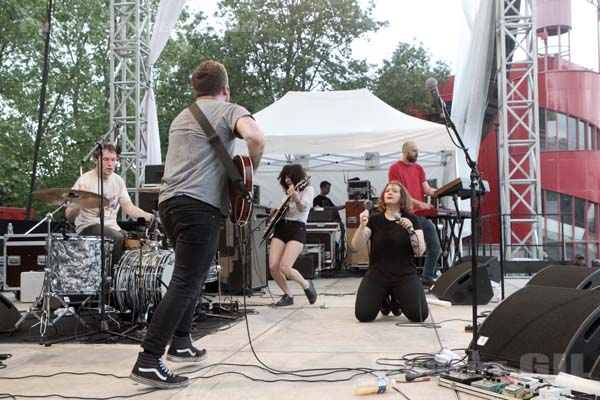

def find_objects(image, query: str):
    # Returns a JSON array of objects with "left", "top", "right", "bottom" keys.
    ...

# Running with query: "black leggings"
[{"left": 355, "top": 272, "right": 429, "bottom": 323}]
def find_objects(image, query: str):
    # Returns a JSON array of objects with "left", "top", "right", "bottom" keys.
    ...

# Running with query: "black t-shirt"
[
  {"left": 366, "top": 211, "right": 422, "bottom": 281},
  {"left": 313, "top": 195, "right": 335, "bottom": 208}
]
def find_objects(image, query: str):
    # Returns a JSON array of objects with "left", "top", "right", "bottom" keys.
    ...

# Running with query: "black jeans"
[
  {"left": 355, "top": 272, "right": 429, "bottom": 323},
  {"left": 142, "top": 196, "right": 221, "bottom": 355}
]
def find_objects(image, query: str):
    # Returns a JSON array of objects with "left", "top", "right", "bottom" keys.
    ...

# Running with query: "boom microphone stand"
[
  {"left": 428, "top": 79, "right": 485, "bottom": 362},
  {"left": 47, "top": 125, "right": 141, "bottom": 344}
]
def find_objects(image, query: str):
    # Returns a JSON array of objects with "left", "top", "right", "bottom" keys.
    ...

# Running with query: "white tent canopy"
[
  {"left": 234, "top": 89, "right": 457, "bottom": 209},
  {"left": 236, "top": 88, "right": 456, "bottom": 155}
]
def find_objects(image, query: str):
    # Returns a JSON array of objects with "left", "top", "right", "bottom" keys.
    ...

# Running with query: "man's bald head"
[{"left": 402, "top": 141, "right": 419, "bottom": 163}]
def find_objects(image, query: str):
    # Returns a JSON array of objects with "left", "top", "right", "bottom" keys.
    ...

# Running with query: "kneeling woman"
[{"left": 352, "top": 181, "right": 429, "bottom": 322}]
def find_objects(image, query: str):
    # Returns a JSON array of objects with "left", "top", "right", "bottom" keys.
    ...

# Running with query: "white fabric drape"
[
  {"left": 439, "top": 0, "right": 497, "bottom": 240},
  {"left": 141, "top": 0, "right": 186, "bottom": 166},
  {"left": 447, "top": 0, "right": 497, "bottom": 182}
]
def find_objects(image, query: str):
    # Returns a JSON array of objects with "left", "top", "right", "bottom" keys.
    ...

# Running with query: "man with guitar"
[
  {"left": 265, "top": 163, "right": 318, "bottom": 307},
  {"left": 130, "top": 60, "right": 264, "bottom": 389}
]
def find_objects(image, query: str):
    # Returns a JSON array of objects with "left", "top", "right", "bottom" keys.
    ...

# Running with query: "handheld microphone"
[
  {"left": 393, "top": 212, "right": 416, "bottom": 235},
  {"left": 425, "top": 77, "right": 446, "bottom": 112}
]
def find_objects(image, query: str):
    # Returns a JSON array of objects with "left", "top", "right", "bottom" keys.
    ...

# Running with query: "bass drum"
[
  {"left": 113, "top": 250, "right": 218, "bottom": 315},
  {"left": 113, "top": 250, "right": 174, "bottom": 314}
]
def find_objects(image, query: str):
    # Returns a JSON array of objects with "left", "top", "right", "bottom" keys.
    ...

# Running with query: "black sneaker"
[
  {"left": 304, "top": 280, "right": 317, "bottom": 304},
  {"left": 274, "top": 294, "right": 293, "bottom": 307},
  {"left": 130, "top": 352, "right": 189, "bottom": 389},
  {"left": 380, "top": 294, "right": 391, "bottom": 316},
  {"left": 422, "top": 279, "right": 435, "bottom": 290},
  {"left": 166, "top": 335, "right": 208, "bottom": 363},
  {"left": 389, "top": 295, "right": 402, "bottom": 317}
]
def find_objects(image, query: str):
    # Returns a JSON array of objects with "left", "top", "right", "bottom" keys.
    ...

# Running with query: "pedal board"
[{"left": 212, "top": 301, "right": 239, "bottom": 314}]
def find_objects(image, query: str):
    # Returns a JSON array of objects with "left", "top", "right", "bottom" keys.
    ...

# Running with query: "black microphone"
[
  {"left": 115, "top": 137, "right": 122, "bottom": 155},
  {"left": 254, "top": 214, "right": 270, "bottom": 219},
  {"left": 425, "top": 77, "right": 446, "bottom": 111},
  {"left": 393, "top": 212, "right": 416, "bottom": 235}
]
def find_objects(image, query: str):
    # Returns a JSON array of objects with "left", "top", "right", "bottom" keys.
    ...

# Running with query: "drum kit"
[{"left": 11, "top": 188, "right": 219, "bottom": 341}]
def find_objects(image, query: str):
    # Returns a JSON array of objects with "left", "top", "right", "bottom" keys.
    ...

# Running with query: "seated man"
[{"left": 65, "top": 144, "right": 153, "bottom": 266}]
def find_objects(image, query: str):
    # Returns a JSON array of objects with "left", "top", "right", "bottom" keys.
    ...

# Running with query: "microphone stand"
[
  {"left": 47, "top": 124, "right": 141, "bottom": 345},
  {"left": 438, "top": 100, "right": 485, "bottom": 363}
]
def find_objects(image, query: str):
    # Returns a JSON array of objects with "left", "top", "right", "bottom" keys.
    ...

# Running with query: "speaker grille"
[
  {"left": 477, "top": 286, "right": 600, "bottom": 378},
  {"left": 527, "top": 265, "right": 600, "bottom": 290}
]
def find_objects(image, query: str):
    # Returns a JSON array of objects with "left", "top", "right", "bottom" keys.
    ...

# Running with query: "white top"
[
  {"left": 72, "top": 170, "right": 131, "bottom": 234},
  {"left": 282, "top": 186, "right": 314, "bottom": 224}
]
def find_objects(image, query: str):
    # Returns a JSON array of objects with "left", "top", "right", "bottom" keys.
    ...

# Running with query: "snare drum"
[
  {"left": 50, "top": 236, "right": 112, "bottom": 294},
  {"left": 125, "top": 232, "right": 163, "bottom": 251},
  {"left": 112, "top": 249, "right": 174, "bottom": 314}
]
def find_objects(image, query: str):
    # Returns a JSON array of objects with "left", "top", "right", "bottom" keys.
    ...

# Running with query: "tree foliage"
[
  {"left": 0, "top": 0, "right": 111, "bottom": 216},
  {"left": 217, "top": 0, "right": 385, "bottom": 111},
  {"left": 0, "top": 1, "right": 451, "bottom": 219},
  {"left": 372, "top": 41, "right": 451, "bottom": 114}
]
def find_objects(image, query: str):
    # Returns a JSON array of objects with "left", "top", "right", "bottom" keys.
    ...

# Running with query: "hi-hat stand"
[{"left": 12, "top": 202, "right": 88, "bottom": 343}]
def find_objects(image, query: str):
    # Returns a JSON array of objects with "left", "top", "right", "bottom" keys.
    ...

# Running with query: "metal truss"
[
  {"left": 496, "top": 0, "right": 543, "bottom": 259},
  {"left": 109, "top": 0, "right": 151, "bottom": 206}
]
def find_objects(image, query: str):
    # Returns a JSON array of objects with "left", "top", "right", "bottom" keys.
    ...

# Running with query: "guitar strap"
[{"left": 188, "top": 102, "right": 252, "bottom": 202}]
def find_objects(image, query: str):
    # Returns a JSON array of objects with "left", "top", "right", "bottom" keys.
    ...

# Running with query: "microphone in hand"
[{"left": 393, "top": 212, "right": 416, "bottom": 235}]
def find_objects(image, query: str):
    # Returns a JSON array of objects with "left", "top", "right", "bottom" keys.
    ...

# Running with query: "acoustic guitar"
[
  {"left": 260, "top": 176, "right": 310, "bottom": 245},
  {"left": 229, "top": 155, "right": 253, "bottom": 226}
]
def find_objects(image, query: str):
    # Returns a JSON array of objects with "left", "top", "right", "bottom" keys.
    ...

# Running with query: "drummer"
[{"left": 65, "top": 144, "right": 152, "bottom": 266}]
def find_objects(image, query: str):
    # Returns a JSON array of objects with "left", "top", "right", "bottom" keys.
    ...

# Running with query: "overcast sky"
[{"left": 190, "top": 0, "right": 599, "bottom": 73}]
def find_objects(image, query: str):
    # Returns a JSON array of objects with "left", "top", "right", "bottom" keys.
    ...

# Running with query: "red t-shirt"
[{"left": 388, "top": 161, "right": 427, "bottom": 212}]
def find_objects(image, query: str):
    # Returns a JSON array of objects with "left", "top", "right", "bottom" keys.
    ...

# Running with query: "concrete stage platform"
[{"left": 0, "top": 276, "right": 529, "bottom": 399}]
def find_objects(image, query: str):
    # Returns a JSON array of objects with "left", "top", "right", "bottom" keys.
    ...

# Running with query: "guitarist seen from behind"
[
  {"left": 130, "top": 60, "right": 264, "bottom": 389},
  {"left": 268, "top": 163, "right": 318, "bottom": 307}
]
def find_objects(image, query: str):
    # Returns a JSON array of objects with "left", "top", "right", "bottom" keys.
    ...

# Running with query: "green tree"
[
  {"left": 217, "top": 0, "right": 385, "bottom": 112},
  {"left": 0, "top": 1, "right": 112, "bottom": 218},
  {"left": 373, "top": 41, "right": 451, "bottom": 114}
]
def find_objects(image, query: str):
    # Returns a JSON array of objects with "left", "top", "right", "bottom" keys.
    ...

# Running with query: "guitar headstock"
[{"left": 295, "top": 176, "right": 311, "bottom": 192}]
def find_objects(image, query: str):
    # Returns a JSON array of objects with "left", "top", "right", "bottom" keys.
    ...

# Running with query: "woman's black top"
[{"left": 366, "top": 211, "right": 422, "bottom": 281}]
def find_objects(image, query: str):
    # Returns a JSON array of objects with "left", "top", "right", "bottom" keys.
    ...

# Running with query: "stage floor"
[{"left": 0, "top": 276, "right": 529, "bottom": 400}]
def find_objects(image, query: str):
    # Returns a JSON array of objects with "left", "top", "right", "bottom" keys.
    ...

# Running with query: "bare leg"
[
  {"left": 269, "top": 238, "right": 291, "bottom": 295},
  {"left": 278, "top": 241, "right": 308, "bottom": 289}
]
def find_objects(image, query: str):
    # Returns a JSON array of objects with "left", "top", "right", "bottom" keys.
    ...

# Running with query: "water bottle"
[
  {"left": 353, "top": 376, "right": 395, "bottom": 395},
  {"left": 7, "top": 223, "right": 13, "bottom": 235}
]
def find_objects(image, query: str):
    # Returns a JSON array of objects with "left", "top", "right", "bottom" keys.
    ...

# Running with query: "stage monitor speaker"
[
  {"left": 475, "top": 285, "right": 600, "bottom": 379},
  {"left": 0, "top": 293, "right": 20, "bottom": 333},
  {"left": 430, "top": 261, "right": 493, "bottom": 305},
  {"left": 527, "top": 265, "right": 600, "bottom": 290},
  {"left": 460, "top": 255, "right": 501, "bottom": 283}
]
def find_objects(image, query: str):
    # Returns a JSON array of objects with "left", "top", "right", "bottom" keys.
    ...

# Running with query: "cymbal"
[{"left": 32, "top": 188, "right": 109, "bottom": 209}]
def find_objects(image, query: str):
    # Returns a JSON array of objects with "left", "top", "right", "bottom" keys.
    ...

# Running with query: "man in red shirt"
[{"left": 388, "top": 141, "right": 441, "bottom": 287}]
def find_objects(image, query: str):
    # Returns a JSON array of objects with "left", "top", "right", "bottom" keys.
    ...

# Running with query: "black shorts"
[{"left": 272, "top": 219, "right": 306, "bottom": 244}]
